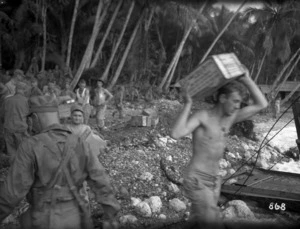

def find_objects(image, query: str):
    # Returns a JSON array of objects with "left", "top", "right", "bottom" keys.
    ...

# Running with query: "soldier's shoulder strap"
[
  {"left": 81, "top": 127, "right": 92, "bottom": 141},
  {"left": 45, "top": 134, "right": 79, "bottom": 189}
]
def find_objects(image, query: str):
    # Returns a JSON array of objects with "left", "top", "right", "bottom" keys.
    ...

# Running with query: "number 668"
[{"left": 269, "top": 202, "right": 286, "bottom": 211}]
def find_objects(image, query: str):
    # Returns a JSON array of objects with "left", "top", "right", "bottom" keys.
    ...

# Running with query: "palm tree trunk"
[
  {"left": 66, "top": 0, "right": 80, "bottom": 69},
  {"left": 85, "top": 1, "right": 111, "bottom": 69},
  {"left": 90, "top": 0, "right": 123, "bottom": 68},
  {"left": 70, "top": 0, "right": 104, "bottom": 90},
  {"left": 101, "top": 0, "right": 135, "bottom": 82},
  {"left": 199, "top": 0, "right": 247, "bottom": 65},
  {"left": 158, "top": 1, "right": 207, "bottom": 91},
  {"left": 270, "top": 47, "right": 300, "bottom": 93},
  {"left": 274, "top": 53, "right": 300, "bottom": 98},
  {"left": 142, "top": 7, "right": 155, "bottom": 77},
  {"left": 254, "top": 51, "right": 266, "bottom": 83},
  {"left": 41, "top": 3, "right": 47, "bottom": 72},
  {"left": 164, "top": 53, "right": 180, "bottom": 91},
  {"left": 250, "top": 62, "right": 255, "bottom": 77},
  {"left": 108, "top": 9, "right": 145, "bottom": 89},
  {"left": 281, "top": 82, "right": 300, "bottom": 105},
  {"left": 155, "top": 21, "right": 166, "bottom": 79},
  {"left": 0, "top": 35, "right": 2, "bottom": 70}
]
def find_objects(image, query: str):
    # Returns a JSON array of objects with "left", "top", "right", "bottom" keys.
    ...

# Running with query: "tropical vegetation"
[{"left": 1, "top": 0, "right": 300, "bottom": 105}]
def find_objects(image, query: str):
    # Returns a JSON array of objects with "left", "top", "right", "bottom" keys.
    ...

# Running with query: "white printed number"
[{"left": 269, "top": 202, "right": 286, "bottom": 211}]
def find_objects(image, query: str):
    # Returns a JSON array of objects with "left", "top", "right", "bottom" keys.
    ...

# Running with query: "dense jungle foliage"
[{"left": 1, "top": 0, "right": 300, "bottom": 102}]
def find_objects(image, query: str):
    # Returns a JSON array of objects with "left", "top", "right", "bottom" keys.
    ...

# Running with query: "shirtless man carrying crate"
[{"left": 171, "top": 67, "right": 268, "bottom": 229}]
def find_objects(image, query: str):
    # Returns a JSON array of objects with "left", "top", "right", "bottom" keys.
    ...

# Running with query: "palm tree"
[
  {"left": 90, "top": 0, "right": 123, "bottom": 68},
  {"left": 244, "top": 1, "right": 300, "bottom": 87},
  {"left": 108, "top": 8, "right": 146, "bottom": 89},
  {"left": 158, "top": 1, "right": 208, "bottom": 91},
  {"left": 70, "top": 0, "right": 105, "bottom": 90},
  {"left": 199, "top": 0, "right": 247, "bottom": 64},
  {"left": 0, "top": 1, "right": 42, "bottom": 69},
  {"left": 66, "top": 0, "right": 80, "bottom": 69},
  {"left": 100, "top": 0, "right": 135, "bottom": 82}
]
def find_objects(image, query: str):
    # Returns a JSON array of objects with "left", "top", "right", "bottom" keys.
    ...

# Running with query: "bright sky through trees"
[{"left": 215, "top": 1, "right": 263, "bottom": 12}]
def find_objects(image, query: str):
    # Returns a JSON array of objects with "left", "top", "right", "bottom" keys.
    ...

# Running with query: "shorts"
[{"left": 183, "top": 169, "right": 224, "bottom": 229}]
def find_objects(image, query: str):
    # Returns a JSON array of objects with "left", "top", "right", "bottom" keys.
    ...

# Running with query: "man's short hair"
[
  {"left": 30, "top": 77, "right": 38, "bottom": 83},
  {"left": 97, "top": 79, "right": 105, "bottom": 85},
  {"left": 79, "top": 79, "right": 86, "bottom": 85},
  {"left": 13, "top": 69, "right": 25, "bottom": 78},
  {"left": 216, "top": 81, "right": 246, "bottom": 102}
]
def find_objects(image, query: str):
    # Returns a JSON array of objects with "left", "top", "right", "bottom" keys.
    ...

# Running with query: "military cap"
[
  {"left": 14, "top": 69, "right": 25, "bottom": 77},
  {"left": 71, "top": 104, "right": 84, "bottom": 114},
  {"left": 15, "top": 82, "right": 28, "bottom": 90},
  {"left": 29, "top": 95, "right": 59, "bottom": 113}
]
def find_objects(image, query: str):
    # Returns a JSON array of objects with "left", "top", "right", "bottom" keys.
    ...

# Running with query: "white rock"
[
  {"left": 219, "top": 159, "right": 228, "bottom": 169},
  {"left": 257, "top": 157, "right": 269, "bottom": 169},
  {"left": 166, "top": 155, "right": 172, "bottom": 161},
  {"left": 158, "top": 214, "right": 167, "bottom": 220},
  {"left": 159, "top": 137, "right": 168, "bottom": 144},
  {"left": 236, "top": 153, "right": 242, "bottom": 160},
  {"left": 167, "top": 137, "right": 177, "bottom": 143},
  {"left": 270, "top": 151, "right": 279, "bottom": 161},
  {"left": 168, "top": 183, "right": 180, "bottom": 193},
  {"left": 140, "top": 172, "right": 153, "bottom": 181},
  {"left": 248, "top": 144, "right": 256, "bottom": 151},
  {"left": 260, "top": 149, "right": 272, "bottom": 161},
  {"left": 131, "top": 197, "right": 142, "bottom": 206},
  {"left": 228, "top": 152, "right": 236, "bottom": 158},
  {"left": 145, "top": 196, "right": 162, "bottom": 214},
  {"left": 218, "top": 170, "right": 227, "bottom": 177},
  {"left": 227, "top": 178, "right": 238, "bottom": 185},
  {"left": 244, "top": 151, "right": 256, "bottom": 163},
  {"left": 222, "top": 200, "right": 256, "bottom": 221},
  {"left": 119, "top": 215, "right": 138, "bottom": 224},
  {"left": 169, "top": 198, "right": 186, "bottom": 212},
  {"left": 228, "top": 168, "right": 236, "bottom": 175},
  {"left": 241, "top": 142, "right": 249, "bottom": 151},
  {"left": 135, "top": 201, "right": 152, "bottom": 217}
]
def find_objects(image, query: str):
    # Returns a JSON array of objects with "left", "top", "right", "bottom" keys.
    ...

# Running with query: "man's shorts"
[{"left": 183, "top": 169, "right": 224, "bottom": 228}]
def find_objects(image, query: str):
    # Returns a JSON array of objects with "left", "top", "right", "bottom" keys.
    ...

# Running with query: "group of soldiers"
[
  {"left": 1, "top": 63, "right": 288, "bottom": 229},
  {"left": 0, "top": 69, "right": 121, "bottom": 229}
]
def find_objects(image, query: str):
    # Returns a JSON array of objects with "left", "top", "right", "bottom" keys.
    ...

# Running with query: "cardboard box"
[
  {"left": 130, "top": 115, "right": 159, "bottom": 127},
  {"left": 130, "top": 115, "right": 151, "bottom": 127},
  {"left": 176, "top": 53, "right": 245, "bottom": 98}
]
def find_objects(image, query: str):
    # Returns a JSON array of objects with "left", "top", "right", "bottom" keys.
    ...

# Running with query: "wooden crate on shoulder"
[{"left": 176, "top": 53, "right": 245, "bottom": 98}]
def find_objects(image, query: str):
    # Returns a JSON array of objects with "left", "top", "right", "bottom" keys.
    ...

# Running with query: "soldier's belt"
[{"left": 32, "top": 185, "right": 77, "bottom": 203}]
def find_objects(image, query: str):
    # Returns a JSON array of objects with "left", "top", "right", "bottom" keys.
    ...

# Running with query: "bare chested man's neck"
[{"left": 188, "top": 104, "right": 236, "bottom": 176}]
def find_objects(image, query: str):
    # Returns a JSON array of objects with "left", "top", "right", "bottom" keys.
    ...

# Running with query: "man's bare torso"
[{"left": 187, "top": 109, "right": 234, "bottom": 176}]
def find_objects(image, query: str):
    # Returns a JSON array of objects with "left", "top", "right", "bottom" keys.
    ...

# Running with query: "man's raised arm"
[
  {"left": 170, "top": 86, "right": 202, "bottom": 139},
  {"left": 235, "top": 68, "right": 268, "bottom": 123}
]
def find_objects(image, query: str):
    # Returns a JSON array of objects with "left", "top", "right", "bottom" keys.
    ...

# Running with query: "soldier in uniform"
[
  {"left": 0, "top": 95, "right": 120, "bottom": 229},
  {"left": 3, "top": 81, "right": 30, "bottom": 161},
  {"left": 4, "top": 69, "right": 25, "bottom": 98}
]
